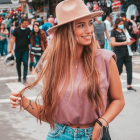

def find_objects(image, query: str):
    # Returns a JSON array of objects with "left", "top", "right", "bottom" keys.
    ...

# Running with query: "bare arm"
[
  {"left": 10, "top": 92, "right": 48, "bottom": 122},
  {"left": 99, "top": 57, "right": 125, "bottom": 125},
  {"left": 9, "top": 36, "right": 15, "bottom": 52},
  {"left": 105, "top": 30, "right": 110, "bottom": 43},
  {"left": 111, "top": 37, "right": 133, "bottom": 47},
  {"left": 92, "top": 57, "right": 125, "bottom": 140}
]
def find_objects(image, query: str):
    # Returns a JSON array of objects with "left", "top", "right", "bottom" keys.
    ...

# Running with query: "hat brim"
[{"left": 47, "top": 11, "right": 103, "bottom": 34}]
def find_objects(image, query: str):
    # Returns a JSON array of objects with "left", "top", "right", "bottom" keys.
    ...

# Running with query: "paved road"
[{"left": 0, "top": 55, "right": 140, "bottom": 140}]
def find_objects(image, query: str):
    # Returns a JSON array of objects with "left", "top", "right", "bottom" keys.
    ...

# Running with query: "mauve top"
[{"left": 54, "top": 49, "right": 116, "bottom": 125}]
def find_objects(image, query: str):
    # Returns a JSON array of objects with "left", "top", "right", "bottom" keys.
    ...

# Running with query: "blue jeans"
[
  {"left": 46, "top": 123, "right": 111, "bottom": 140},
  {"left": 15, "top": 51, "right": 29, "bottom": 79},
  {"left": 46, "top": 123, "right": 93, "bottom": 140},
  {"left": 0, "top": 39, "right": 8, "bottom": 56}
]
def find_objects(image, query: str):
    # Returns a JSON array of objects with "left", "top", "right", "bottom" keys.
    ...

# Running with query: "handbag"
[
  {"left": 31, "top": 46, "right": 42, "bottom": 56},
  {"left": 123, "top": 29, "right": 133, "bottom": 56}
]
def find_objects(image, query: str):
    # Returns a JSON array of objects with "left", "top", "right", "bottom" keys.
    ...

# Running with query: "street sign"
[{"left": 11, "top": 0, "right": 19, "bottom": 4}]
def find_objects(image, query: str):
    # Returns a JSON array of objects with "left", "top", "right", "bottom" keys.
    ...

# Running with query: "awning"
[{"left": 0, "top": 0, "right": 11, "bottom": 4}]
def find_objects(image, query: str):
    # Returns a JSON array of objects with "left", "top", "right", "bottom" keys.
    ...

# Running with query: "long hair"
[
  {"left": 0, "top": 23, "right": 6, "bottom": 32},
  {"left": 31, "top": 23, "right": 41, "bottom": 46},
  {"left": 19, "top": 22, "right": 105, "bottom": 129},
  {"left": 113, "top": 18, "right": 124, "bottom": 30}
]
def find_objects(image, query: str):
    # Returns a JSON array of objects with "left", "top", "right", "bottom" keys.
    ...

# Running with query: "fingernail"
[{"left": 18, "top": 97, "right": 21, "bottom": 100}]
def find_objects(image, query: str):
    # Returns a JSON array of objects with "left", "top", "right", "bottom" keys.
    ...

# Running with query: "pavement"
[{"left": 0, "top": 54, "right": 140, "bottom": 140}]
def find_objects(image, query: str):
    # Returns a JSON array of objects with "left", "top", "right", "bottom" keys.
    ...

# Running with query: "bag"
[
  {"left": 31, "top": 46, "right": 42, "bottom": 56},
  {"left": 98, "top": 126, "right": 111, "bottom": 140},
  {"left": 123, "top": 29, "right": 133, "bottom": 56}
]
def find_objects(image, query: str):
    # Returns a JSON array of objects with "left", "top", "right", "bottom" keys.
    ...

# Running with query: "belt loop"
[{"left": 61, "top": 125, "right": 66, "bottom": 134}]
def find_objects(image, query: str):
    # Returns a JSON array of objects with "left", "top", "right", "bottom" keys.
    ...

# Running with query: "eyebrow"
[{"left": 77, "top": 20, "right": 93, "bottom": 24}]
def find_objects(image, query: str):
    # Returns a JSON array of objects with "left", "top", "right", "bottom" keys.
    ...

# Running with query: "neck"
[
  {"left": 95, "top": 20, "right": 101, "bottom": 24},
  {"left": 116, "top": 28, "right": 122, "bottom": 32},
  {"left": 75, "top": 43, "right": 84, "bottom": 60}
]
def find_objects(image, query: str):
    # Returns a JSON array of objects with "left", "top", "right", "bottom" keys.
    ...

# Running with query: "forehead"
[
  {"left": 119, "top": 21, "right": 124, "bottom": 24},
  {"left": 75, "top": 16, "right": 92, "bottom": 24}
]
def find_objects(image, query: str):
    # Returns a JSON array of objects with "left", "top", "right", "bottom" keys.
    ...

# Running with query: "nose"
[{"left": 85, "top": 24, "right": 92, "bottom": 34}]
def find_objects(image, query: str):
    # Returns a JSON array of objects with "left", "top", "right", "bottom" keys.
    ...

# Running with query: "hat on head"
[{"left": 47, "top": 0, "right": 103, "bottom": 34}]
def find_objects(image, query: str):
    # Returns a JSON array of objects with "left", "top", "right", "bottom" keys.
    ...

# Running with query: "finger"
[
  {"left": 11, "top": 104, "right": 17, "bottom": 108},
  {"left": 11, "top": 92, "right": 20, "bottom": 96},
  {"left": 9, "top": 95, "right": 21, "bottom": 101},
  {"left": 10, "top": 100, "right": 20, "bottom": 105}
]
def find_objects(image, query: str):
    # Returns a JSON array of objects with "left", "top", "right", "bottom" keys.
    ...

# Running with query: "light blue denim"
[{"left": 46, "top": 123, "right": 93, "bottom": 140}]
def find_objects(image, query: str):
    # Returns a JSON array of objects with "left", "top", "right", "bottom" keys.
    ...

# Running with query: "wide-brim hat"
[{"left": 47, "top": 0, "right": 103, "bottom": 34}]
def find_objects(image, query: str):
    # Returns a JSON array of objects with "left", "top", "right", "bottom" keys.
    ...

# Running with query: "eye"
[
  {"left": 89, "top": 22, "right": 93, "bottom": 26},
  {"left": 77, "top": 24, "right": 84, "bottom": 27}
]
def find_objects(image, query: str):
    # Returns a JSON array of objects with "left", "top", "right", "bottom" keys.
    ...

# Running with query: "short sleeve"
[
  {"left": 13, "top": 28, "right": 17, "bottom": 37},
  {"left": 104, "top": 22, "right": 106, "bottom": 31},
  {"left": 111, "top": 30, "right": 116, "bottom": 38}
]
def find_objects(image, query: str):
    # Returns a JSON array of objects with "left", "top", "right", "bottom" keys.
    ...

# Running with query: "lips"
[{"left": 81, "top": 36, "right": 92, "bottom": 40}]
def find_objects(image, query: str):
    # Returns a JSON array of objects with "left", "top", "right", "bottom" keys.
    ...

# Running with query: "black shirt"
[
  {"left": 111, "top": 29, "right": 128, "bottom": 57},
  {"left": 13, "top": 27, "right": 31, "bottom": 52}
]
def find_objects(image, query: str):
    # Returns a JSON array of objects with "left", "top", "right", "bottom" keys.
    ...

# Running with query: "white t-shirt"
[{"left": 104, "top": 20, "right": 112, "bottom": 38}]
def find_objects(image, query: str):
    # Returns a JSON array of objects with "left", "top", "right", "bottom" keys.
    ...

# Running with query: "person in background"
[
  {"left": 104, "top": 16, "right": 112, "bottom": 50},
  {"left": 6, "top": 16, "right": 12, "bottom": 37},
  {"left": 2, "top": 17, "right": 7, "bottom": 28},
  {"left": 28, "top": 18, "right": 35, "bottom": 31},
  {"left": 18, "top": 13, "right": 24, "bottom": 25},
  {"left": 42, "top": 19, "right": 52, "bottom": 37},
  {"left": 48, "top": 15, "right": 55, "bottom": 26},
  {"left": 94, "top": 15, "right": 111, "bottom": 49},
  {"left": 130, "top": 15, "right": 138, "bottom": 55},
  {"left": 10, "top": 21, "right": 19, "bottom": 53},
  {"left": 9, "top": 19, "right": 31, "bottom": 83},
  {"left": 111, "top": 18, "right": 136, "bottom": 91},
  {"left": 0, "top": 23, "right": 9, "bottom": 59},
  {"left": 30, "top": 23, "right": 47, "bottom": 70}
]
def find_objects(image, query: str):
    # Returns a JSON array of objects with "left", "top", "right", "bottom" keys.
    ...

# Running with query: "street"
[{"left": 0, "top": 55, "right": 140, "bottom": 140}]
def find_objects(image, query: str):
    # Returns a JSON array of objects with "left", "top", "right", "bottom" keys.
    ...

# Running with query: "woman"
[
  {"left": 29, "top": 22, "right": 47, "bottom": 69},
  {"left": 10, "top": 0, "right": 125, "bottom": 140},
  {"left": 111, "top": 18, "right": 136, "bottom": 91},
  {"left": 0, "top": 23, "right": 8, "bottom": 60},
  {"left": 130, "top": 15, "right": 138, "bottom": 54},
  {"left": 10, "top": 21, "right": 19, "bottom": 37}
]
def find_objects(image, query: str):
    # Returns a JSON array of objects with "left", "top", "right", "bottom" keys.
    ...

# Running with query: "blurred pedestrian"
[
  {"left": 48, "top": 15, "right": 55, "bottom": 26},
  {"left": 42, "top": 19, "right": 52, "bottom": 37},
  {"left": 111, "top": 18, "right": 136, "bottom": 91},
  {"left": 6, "top": 16, "right": 12, "bottom": 37},
  {"left": 0, "top": 23, "right": 8, "bottom": 59},
  {"left": 130, "top": 15, "right": 138, "bottom": 54},
  {"left": 104, "top": 16, "right": 112, "bottom": 50},
  {"left": 29, "top": 23, "right": 47, "bottom": 70},
  {"left": 9, "top": 19, "right": 31, "bottom": 83},
  {"left": 94, "top": 15, "right": 111, "bottom": 49},
  {"left": 10, "top": 1, "right": 124, "bottom": 140}
]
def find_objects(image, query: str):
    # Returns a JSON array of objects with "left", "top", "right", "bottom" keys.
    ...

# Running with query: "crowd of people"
[
  {"left": 0, "top": 3, "right": 139, "bottom": 89},
  {"left": 0, "top": 10, "right": 57, "bottom": 83}
]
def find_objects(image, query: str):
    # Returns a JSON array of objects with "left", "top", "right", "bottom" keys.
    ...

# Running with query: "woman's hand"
[
  {"left": 91, "top": 123, "right": 102, "bottom": 140},
  {"left": 124, "top": 41, "right": 133, "bottom": 45},
  {"left": 9, "top": 92, "right": 21, "bottom": 108}
]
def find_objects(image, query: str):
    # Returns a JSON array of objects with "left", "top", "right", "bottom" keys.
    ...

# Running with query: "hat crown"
[{"left": 56, "top": 0, "right": 90, "bottom": 24}]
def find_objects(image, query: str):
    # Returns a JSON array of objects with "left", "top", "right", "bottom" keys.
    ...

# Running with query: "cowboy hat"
[{"left": 47, "top": 0, "right": 103, "bottom": 34}]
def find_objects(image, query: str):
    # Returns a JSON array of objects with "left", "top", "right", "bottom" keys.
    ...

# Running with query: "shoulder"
[
  {"left": 40, "top": 29, "right": 46, "bottom": 35},
  {"left": 95, "top": 49, "right": 116, "bottom": 62}
]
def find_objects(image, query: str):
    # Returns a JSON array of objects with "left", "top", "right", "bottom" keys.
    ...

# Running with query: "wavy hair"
[{"left": 19, "top": 22, "right": 105, "bottom": 129}]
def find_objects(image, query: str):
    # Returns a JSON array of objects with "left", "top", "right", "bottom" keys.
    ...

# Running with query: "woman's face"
[
  {"left": 1, "top": 24, "right": 4, "bottom": 29},
  {"left": 75, "top": 16, "right": 94, "bottom": 46},
  {"left": 33, "top": 25, "right": 39, "bottom": 32}
]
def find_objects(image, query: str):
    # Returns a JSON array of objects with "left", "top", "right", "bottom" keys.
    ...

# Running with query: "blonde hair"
[{"left": 19, "top": 22, "right": 105, "bottom": 128}]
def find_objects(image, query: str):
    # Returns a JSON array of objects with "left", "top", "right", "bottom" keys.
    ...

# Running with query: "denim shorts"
[{"left": 46, "top": 123, "right": 111, "bottom": 140}]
